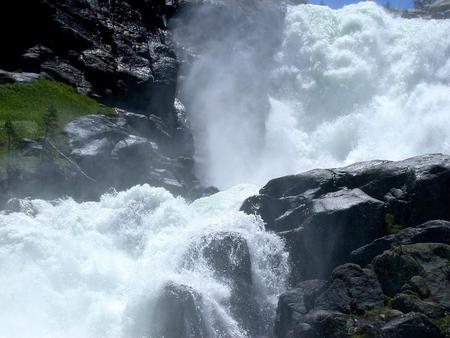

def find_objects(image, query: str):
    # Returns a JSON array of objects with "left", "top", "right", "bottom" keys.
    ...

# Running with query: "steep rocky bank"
[
  {"left": 242, "top": 154, "right": 450, "bottom": 337},
  {"left": 0, "top": 0, "right": 217, "bottom": 204}
]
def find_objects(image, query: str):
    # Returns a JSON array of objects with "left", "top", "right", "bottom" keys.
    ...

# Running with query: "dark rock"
[
  {"left": 301, "top": 310, "right": 356, "bottom": 338},
  {"left": 314, "top": 279, "right": 352, "bottom": 314},
  {"left": 281, "top": 188, "right": 384, "bottom": 281},
  {"left": 0, "top": 0, "right": 179, "bottom": 121},
  {"left": 351, "top": 220, "right": 450, "bottom": 266},
  {"left": 184, "top": 232, "right": 265, "bottom": 335},
  {"left": 391, "top": 293, "right": 447, "bottom": 319},
  {"left": 373, "top": 243, "right": 450, "bottom": 296},
  {"left": 186, "top": 232, "right": 252, "bottom": 288},
  {"left": 41, "top": 58, "right": 93, "bottom": 94},
  {"left": 274, "top": 280, "right": 328, "bottom": 338},
  {"left": 331, "top": 264, "right": 384, "bottom": 313},
  {"left": 377, "top": 312, "right": 443, "bottom": 338},
  {"left": 242, "top": 154, "right": 450, "bottom": 282},
  {"left": 152, "top": 282, "right": 209, "bottom": 338},
  {"left": 372, "top": 248, "right": 424, "bottom": 296}
]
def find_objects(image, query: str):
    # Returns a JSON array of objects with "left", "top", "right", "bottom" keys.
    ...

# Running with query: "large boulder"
[
  {"left": 274, "top": 279, "right": 328, "bottom": 338},
  {"left": 376, "top": 312, "right": 443, "bottom": 338},
  {"left": 372, "top": 243, "right": 450, "bottom": 297},
  {"left": 331, "top": 264, "right": 384, "bottom": 313},
  {"left": 351, "top": 220, "right": 450, "bottom": 266},
  {"left": 152, "top": 282, "right": 209, "bottom": 338},
  {"left": 274, "top": 264, "right": 384, "bottom": 338},
  {"left": 183, "top": 232, "right": 265, "bottom": 336},
  {"left": 242, "top": 154, "right": 450, "bottom": 282}
]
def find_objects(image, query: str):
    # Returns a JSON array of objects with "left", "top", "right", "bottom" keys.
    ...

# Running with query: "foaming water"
[
  {"left": 178, "top": 1, "right": 450, "bottom": 188},
  {"left": 0, "top": 185, "right": 288, "bottom": 337},
  {"left": 263, "top": 2, "right": 450, "bottom": 180}
]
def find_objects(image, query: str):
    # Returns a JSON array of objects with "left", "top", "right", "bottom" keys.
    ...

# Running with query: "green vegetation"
[
  {"left": 385, "top": 213, "right": 404, "bottom": 234},
  {"left": 434, "top": 315, "right": 450, "bottom": 337},
  {"left": 0, "top": 78, "right": 114, "bottom": 155}
]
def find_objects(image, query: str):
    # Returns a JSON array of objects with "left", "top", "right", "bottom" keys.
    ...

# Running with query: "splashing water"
[
  {"left": 179, "top": 2, "right": 450, "bottom": 188},
  {"left": 0, "top": 185, "right": 288, "bottom": 337}
]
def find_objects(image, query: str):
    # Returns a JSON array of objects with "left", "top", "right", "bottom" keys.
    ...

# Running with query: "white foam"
[
  {"left": 182, "top": 2, "right": 450, "bottom": 188},
  {"left": 0, "top": 185, "right": 288, "bottom": 337},
  {"left": 263, "top": 2, "right": 450, "bottom": 180}
]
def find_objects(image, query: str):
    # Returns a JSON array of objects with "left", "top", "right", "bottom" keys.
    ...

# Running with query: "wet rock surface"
[
  {"left": 0, "top": 0, "right": 179, "bottom": 121},
  {"left": 0, "top": 1, "right": 219, "bottom": 204},
  {"left": 152, "top": 282, "right": 209, "bottom": 338},
  {"left": 243, "top": 155, "right": 450, "bottom": 338},
  {"left": 275, "top": 240, "right": 450, "bottom": 338},
  {"left": 242, "top": 154, "right": 450, "bottom": 282}
]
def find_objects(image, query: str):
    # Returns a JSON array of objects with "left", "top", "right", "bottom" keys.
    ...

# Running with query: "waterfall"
[{"left": 177, "top": 1, "right": 450, "bottom": 188}]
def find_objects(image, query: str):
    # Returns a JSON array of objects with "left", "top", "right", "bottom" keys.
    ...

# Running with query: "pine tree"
[
  {"left": 4, "top": 119, "right": 18, "bottom": 154},
  {"left": 42, "top": 104, "right": 58, "bottom": 141}
]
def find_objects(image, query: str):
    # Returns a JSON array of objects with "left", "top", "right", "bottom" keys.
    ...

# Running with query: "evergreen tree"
[
  {"left": 4, "top": 119, "right": 18, "bottom": 154},
  {"left": 42, "top": 104, "right": 58, "bottom": 141}
]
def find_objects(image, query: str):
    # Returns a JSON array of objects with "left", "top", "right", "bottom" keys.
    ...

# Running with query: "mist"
[
  {"left": 172, "top": 0, "right": 287, "bottom": 188},
  {"left": 173, "top": 1, "right": 450, "bottom": 189}
]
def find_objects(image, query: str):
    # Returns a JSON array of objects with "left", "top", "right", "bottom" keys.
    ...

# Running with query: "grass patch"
[{"left": 0, "top": 77, "right": 114, "bottom": 155}]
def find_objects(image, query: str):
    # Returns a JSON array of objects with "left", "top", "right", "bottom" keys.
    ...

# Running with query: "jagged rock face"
[
  {"left": 274, "top": 222, "right": 450, "bottom": 338},
  {"left": 0, "top": 0, "right": 178, "bottom": 126},
  {"left": 242, "top": 154, "right": 450, "bottom": 282},
  {"left": 61, "top": 113, "right": 209, "bottom": 199},
  {"left": 351, "top": 220, "right": 450, "bottom": 267}
]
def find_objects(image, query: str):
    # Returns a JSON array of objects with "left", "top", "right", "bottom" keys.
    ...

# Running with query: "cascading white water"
[
  {"left": 180, "top": 1, "right": 450, "bottom": 188},
  {"left": 0, "top": 184, "right": 288, "bottom": 337}
]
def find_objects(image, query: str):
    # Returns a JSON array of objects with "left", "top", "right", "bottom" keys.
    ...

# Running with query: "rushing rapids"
[{"left": 0, "top": 185, "right": 288, "bottom": 337}]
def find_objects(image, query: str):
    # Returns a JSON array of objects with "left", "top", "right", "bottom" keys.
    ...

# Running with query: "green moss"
[
  {"left": 363, "top": 306, "right": 393, "bottom": 320},
  {"left": 434, "top": 315, "right": 450, "bottom": 337},
  {"left": 385, "top": 213, "right": 404, "bottom": 234},
  {"left": 0, "top": 78, "right": 114, "bottom": 155}
]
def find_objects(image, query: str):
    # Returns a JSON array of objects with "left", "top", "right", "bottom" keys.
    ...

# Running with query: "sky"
[{"left": 307, "top": 0, "right": 414, "bottom": 8}]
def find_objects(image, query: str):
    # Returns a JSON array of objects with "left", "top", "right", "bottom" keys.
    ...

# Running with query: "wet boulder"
[
  {"left": 242, "top": 154, "right": 450, "bottom": 283},
  {"left": 351, "top": 220, "right": 450, "bottom": 266},
  {"left": 280, "top": 188, "right": 384, "bottom": 281},
  {"left": 331, "top": 264, "right": 384, "bottom": 313},
  {"left": 183, "top": 232, "right": 262, "bottom": 335},
  {"left": 274, "top": 279, "right": 328, "bottom": 338},
  {"left": 373, "top": 243, "right": 450, "bottom": 296},
  {"left": 377, "top": 312, "right": 443, "bottom": 338},
  {"left": 152, "top": 282, "right": 209, "bottom": 338}
]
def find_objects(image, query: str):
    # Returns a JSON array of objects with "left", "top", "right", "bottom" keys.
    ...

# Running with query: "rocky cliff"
[
  {"left": 242, "top": 154, "right": 450, "bottom": 337},
  {"left": 0, "top": 0, "right": 217, "bottom": 204}
]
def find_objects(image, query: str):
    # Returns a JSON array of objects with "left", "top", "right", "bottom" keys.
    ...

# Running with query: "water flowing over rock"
[{"left": 0, "top": 185, "right": 289, "bottom": 337}]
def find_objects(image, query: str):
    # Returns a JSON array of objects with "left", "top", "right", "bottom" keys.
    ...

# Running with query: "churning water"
[
  {"left": 0, "top": 185, "right": 288, "bottom": 337},
  {"left": 180, "top": 2, "right": 450, "bottom": 188}
]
